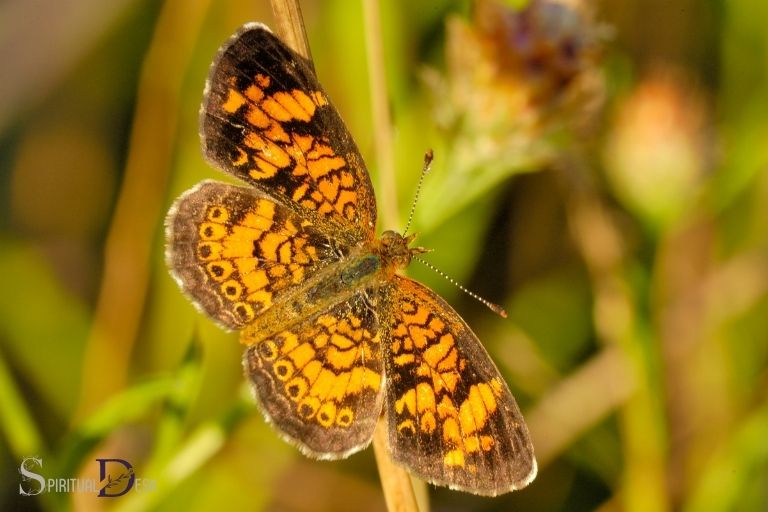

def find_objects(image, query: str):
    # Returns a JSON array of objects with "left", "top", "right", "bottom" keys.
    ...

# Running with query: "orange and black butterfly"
[{"left": 165, "top": 22, "right": 536, "bottom": 495}]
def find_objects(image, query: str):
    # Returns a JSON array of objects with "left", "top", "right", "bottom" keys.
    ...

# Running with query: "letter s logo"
[{"left": 19, "top": 456, "right": 46, "bottom": 496}]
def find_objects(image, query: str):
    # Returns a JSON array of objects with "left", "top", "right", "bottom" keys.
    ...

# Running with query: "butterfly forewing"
[
  {"left": 201, "top": 23, "right": 377, "bottom": 244},
  {"left": 243, "top": 290, "right": 384, "bottom": 458}
]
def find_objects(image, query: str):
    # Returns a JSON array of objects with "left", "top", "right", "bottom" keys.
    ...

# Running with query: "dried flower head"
[
  {"left": 420, "top": 0, "right": 605, "bottom": 227},
  {"left": 473, "top": 0, "right": 602, "bottom": 108}
]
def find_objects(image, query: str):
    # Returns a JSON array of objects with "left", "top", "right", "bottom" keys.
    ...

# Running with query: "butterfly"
[{"left": 165, "top": 22, "right": 536, "bottom": 496}]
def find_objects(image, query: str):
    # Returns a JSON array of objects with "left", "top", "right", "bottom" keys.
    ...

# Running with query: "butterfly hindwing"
[
  {"left": 165, "top": 180, "right": 339, "bottom": 329},
  {"left": 243, "top": 290, "right": 384, "bottom": 457},
  {"left": 380, "top": 276, "right": 537, "bottom": 496}
]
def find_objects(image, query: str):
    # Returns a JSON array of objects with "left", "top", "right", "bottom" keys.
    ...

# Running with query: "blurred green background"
[{"left": 1, "top": 0, "right": 767, "bottom": 510}]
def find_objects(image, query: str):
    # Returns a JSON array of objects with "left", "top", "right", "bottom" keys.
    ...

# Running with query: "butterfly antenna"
[
  {"left": 413, "top": 256, "right": 508, "bottom": 318},
  {"left": 403, "top": 150, "right": 433, "bottom": 236}
]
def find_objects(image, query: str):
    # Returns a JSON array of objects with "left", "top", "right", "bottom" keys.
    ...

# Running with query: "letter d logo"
[{"left": 97, "top": 458, "right": 135, "bottom": 497}]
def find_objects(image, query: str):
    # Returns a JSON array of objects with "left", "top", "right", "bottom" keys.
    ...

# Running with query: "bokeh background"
[{"left": 2, "top": 0, "right": 767, "bottom": 510}]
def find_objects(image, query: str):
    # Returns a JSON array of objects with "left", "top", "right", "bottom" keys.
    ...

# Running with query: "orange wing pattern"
[
  {"left": 166, "top": 180, "right": 338, "bottom": 330},
  {"left": 201, "top": 23, "right": 377, "bottom": 245},
  {"left": 380, "top": 276, "right": 536, "bottom": 496},
  {"left": 243, "top": 291, "right": 383, "bottom": 457}
]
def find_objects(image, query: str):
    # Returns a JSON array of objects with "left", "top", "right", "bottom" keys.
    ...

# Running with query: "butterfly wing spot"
[
  {"left": 255, "top": 73, "right": 270, "bottom": 88},
  {"left": 336, "top": 407, "right": 354, "bottom": 427},
  {"left": 316, "top": 402, "right": 337, "bottom": 427},
  {"left": 298, "top": 396, "right": 321, "bottom": 419},
  {"left": 197, "top": 242, "right": 219, "bottom": 261},
  {"left": 206, "top": 261, "right": 233, "bottom": 281},
  {"left": 259, "top": 340, "right": 278, "bottom": 361},
  {"left": 220, "top": 279, "right": 242, "bottom": 300},
  {"left": 233, "top": 302, "right": 255, "bottom": 323},
  {"left": 286, "top": 377, "right": 307, "bottom": 400},
  {"left": 206, "top": 205, "right": 229, "bottom": 222}
]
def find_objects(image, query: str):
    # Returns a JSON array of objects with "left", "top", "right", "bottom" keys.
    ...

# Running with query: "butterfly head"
[{"left": 378, "top": 230, "right": 430, "bottom": 271}]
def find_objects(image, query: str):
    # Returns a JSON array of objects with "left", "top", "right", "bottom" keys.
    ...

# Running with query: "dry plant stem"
[
  {"left": 269, "top": 0, "right": 313, "bottom": 66},
  {"left": 269, "top": 4, "right": 418, "bottom": 511},
  {"left": 364, "top": 0, "right": 399, "bottom": 231},
  {"left": 362, "top": 1, "right": 422, "bottom": 510},
  {"left": 76, "top": 0, "right": 211, "bottom": 420},
  {"left": 654, "top": 224, "right": 710, "bottom": 506},
  {"left": 373, "top": 418, "right": 421, "bottom": 512}
]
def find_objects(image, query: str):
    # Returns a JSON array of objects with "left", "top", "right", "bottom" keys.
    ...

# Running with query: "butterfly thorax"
[
  {"left": 375, "top": 230, "right": 429, "bottom": 276},
  {"left": 237, "top": 231, "right": 420, "bottom": 346}
]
